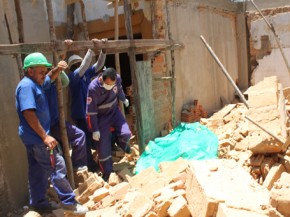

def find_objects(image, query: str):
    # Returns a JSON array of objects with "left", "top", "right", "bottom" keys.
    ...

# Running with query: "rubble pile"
[
  {"left": 26, "top": 76, "right": 290, "bottom": 217},
  {"left": 53, "top": 158, "right": 192, "bottom": 217},
  {"left": 199, "top": 76, "right": 290, "bottom": 217}
]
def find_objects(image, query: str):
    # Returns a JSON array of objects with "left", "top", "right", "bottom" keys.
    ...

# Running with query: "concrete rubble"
[{"left": 51, "top": 76, "right": 290, "bottom": 217}]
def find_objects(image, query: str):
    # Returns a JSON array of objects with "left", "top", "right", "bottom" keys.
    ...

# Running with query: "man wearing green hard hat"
[{"left": 15, "top": 52, "right": 87, "bottom": 214}]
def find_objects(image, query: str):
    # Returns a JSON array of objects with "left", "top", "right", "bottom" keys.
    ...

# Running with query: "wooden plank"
[
  {"left": 136, "top": 61, "right": 155, "bottom": 142},
  {"left": 0, "top": 39, "right": 181, "bottom": 55}
]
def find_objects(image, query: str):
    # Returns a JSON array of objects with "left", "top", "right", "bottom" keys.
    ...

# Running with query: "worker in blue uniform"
[
  {"left": 67, "top": 38, "right": 107, "bottom": 172},
  {"left": 86, "top": 67, "right": 131, "bottom": 181},
  {"left": 45, "top": 71, "right": 87, "bottom": 171},
  {"left": 15, "top": 52, "right": 87, "bottom": 214}
]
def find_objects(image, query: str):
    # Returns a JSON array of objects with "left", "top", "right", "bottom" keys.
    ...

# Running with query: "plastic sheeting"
[{"left": 135, "top": 122, "right": 219, "bottom": 174}]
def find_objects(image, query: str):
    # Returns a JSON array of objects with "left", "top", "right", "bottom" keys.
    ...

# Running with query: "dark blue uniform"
[
  {"left": 45, "top": 82, "right": 87, "bottom": 169},
  {"left": 16, "top": 76, "right": 75, "bottom": 208},
  {"left": 86, "top": 74, "right": 131, "bottom": 179}
]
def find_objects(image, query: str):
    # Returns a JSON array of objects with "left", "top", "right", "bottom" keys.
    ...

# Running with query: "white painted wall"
[
  {"left": 0, "top": 1, "right": 28, "bottom": 215},
  {"left": 168, "top": 1, "right": 239, "bottom": 120},
  {"left": 51, "top": 0, "right": 145, "bottom": 24},
  {"left": 250, "top": 12, "right": 290, "bottom": 87}
]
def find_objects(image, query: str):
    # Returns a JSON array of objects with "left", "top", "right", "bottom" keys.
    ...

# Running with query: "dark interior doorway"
[{"left": 104, "top": 33, "right": 143, "bottom": 115}]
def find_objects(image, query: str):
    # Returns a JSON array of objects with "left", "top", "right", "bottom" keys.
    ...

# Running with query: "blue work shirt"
[
  {"left": 45, "top": 82, "right": 59, "bottom": 127},
  {"left": 15, "top": 76, "right": 51, "bottom": 145},
  {"left": 68, "top": 66, "right": 96, "bottom": 120}
]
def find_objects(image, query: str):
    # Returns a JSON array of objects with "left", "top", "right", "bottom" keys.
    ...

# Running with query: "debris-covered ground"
[{"left": 17, "top": 76, "right": 290, "bottom": 217}]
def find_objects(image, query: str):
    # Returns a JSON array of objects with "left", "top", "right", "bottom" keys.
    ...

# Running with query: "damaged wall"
[
  {"left": 247, "top": 4, "right": 290, "bottom": 87},
  {"left": 166, "top": 0, "right": 242, "bottom": 121},
  {"left": 0, "top": 0, "right": 54, "bottom": 215},
  {"left": 0, "top": 1, "right": 29, "bottom": 215}
]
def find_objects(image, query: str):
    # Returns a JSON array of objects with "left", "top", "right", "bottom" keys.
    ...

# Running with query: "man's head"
[
  {"left": 68, "top": 54, "right": 83, "bottom": 71},
  {"left": 23, "top": 52, "right": 52, "bottom": 85},
  {"left": 101, "top": 67, "right": 117, "bottom": 90}
]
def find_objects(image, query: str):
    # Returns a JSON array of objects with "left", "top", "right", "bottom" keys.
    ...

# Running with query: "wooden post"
[
  {"left": 114, "top": 0, "right": 125, "bottom": 116},
  {"left": 45, "top": 0, "right": 75, "bottom": 189},
  {"left": 66, "top": 3, "right": 75, "bottom": 58},
  {"left": 123, "top": 0, "right": 144, "bottom": 153},
  {"left": 3, "top": 0, "right": 24, "bottom": 79},
  {"left": 114, "top": 0, "right": 121, "bottom": 73},
  {"left": 165, "top": 2, "right": 176, "bottom": 128},
  {"left": 79, "top": 0, "right": 89, "bottom": 40},
  {"left": 14, "top": 0, "right": 24, "bottom": 44}
]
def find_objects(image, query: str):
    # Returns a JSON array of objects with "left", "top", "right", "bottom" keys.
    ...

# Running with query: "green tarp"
[{"left": 135, "top": 122, "right": 219, "bottom": 174}]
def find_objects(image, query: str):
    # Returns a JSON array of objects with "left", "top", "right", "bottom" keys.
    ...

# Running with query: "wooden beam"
[
  {"left": 79, "top": 0, "right": 89, "bottom": 40},
  {"left": 65, "top": 3, "right": 75, "bottom": 58},
  {"left": 14, "top": 0, "right": 24, "bottom": 44},
  {"left": 3, "top": 0, "right": 24, "bottom": 79},
  {"left": 124, "top": 0, "right": 145, "bottom": 153},
  {"left": 113, "top": 0, "right": 125, "bottom": 116},
  {"left": 0, "top": 39, "right": 181, "bottom": 55},
  {"left": 45, "top": 0, "right": 75, "bottom": 189}
]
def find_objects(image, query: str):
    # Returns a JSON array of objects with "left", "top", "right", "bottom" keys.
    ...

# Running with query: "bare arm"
[{"left": 22, "top": 109, "right": 57, "bottom": 149}]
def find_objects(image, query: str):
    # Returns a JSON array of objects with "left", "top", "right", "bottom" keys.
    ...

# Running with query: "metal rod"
[
  {"left": 200, "top": 35, "right": 250, "bottom": 109},
  {"left": 249, "top": 0, "right": 290, "bottom": 75},
  {"left": 245, "top": 115, "right": 284, "bottom": 144}
]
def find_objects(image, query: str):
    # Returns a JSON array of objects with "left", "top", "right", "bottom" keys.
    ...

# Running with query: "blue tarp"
[{"left": 135, "top": 122, "right": 219, "bottom": 174}]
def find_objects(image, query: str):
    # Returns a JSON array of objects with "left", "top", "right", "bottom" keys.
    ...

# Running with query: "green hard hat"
[{"left": 23, "top": 52, "right": 52, "bottom": 69}]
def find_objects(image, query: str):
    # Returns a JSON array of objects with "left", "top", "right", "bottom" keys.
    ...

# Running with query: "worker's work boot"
[
  {"left": 30, "top": 202, "right": 58, "bottom": 214},
  {"left": 61, "top": 203, "right": 88, "bottom": 214}
]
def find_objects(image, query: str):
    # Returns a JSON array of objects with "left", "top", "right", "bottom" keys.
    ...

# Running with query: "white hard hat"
[{"left": 68, "top": 55, "right": 83, "bottom": 69}]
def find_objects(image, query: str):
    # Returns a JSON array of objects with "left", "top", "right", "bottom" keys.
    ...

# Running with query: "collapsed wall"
[
  {"left": 24, "top": 75, "right": 290, "bottom": 217},
  {"left": 200, "top": 76, "right": 290, "bottom": 216},
  {"left": 247, "top": 6, "right": 290, "bottom": 87}
]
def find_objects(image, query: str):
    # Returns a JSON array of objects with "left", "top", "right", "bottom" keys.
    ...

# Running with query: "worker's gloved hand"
[
  {"left": 92, "top": 131, "right": 100, "bottom": 141},
  {"left": 123, "top": 99, "right": 129, "bottom": 107}
]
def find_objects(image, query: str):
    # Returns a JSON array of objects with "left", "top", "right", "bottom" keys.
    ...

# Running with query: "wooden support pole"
[
  {"left": 45, "top": 0, "right": 75, "bottom": 189},
  {"left": 165, "top": 2, "right": 176, "bottom": 128},
  {"left": 14, "top": 0, "right": 24, "bottom": 44},
  {"left": 66, "top": 3, "right": 75, "bottom": 58},
  {"left": 79, "top": 0, "right": 89, "bottom": 40},
  {"left": 3, "top": 0, "right": 24, "bottom": 79},
  {"left": 14, "top": 0, "right": 25, "bottom": 78},
  {"left": 123, "top": 0, "right": 144, "bottom": 153},
  {"left": 114, "top": 0, "right": 125, "bottom": 116},
  {"left": 0, "top": 39, "right": 180, "bottom": 55},
  {"left": 114, "top": 0, "right": 121, "bottom": 73}
]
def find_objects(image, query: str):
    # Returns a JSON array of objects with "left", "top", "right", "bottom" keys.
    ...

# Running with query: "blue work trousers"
[
  {"left": 74, "top": 118, "right": 96, "bottom": 170},
  {"left": 26, "top": 144, "right": 75, "bottom": 207},
  {"left": 50, "top": 121, "right": 87, "bottom": 169},
  {"left": 97, "top": 107, "right": 131, "bottom": 179}
]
